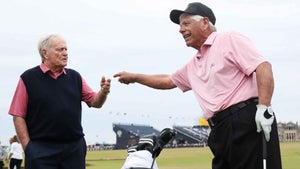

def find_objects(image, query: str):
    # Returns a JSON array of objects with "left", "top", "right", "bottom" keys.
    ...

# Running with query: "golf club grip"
[
  {"left": 262, "top": 133, "right": 267, "bottom": 159},
  {"left": 262, "top": 133, "right": 267, "bottom": 169}
]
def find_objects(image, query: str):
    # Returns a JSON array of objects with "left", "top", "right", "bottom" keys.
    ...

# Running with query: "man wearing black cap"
[{"left": 114, "top": 2, "right": 282, "bottom": 169}]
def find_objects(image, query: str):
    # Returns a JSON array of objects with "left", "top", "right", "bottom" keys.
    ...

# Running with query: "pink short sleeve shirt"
[{"left": 171, "top": 31, "right": 266, "bottom": 119}]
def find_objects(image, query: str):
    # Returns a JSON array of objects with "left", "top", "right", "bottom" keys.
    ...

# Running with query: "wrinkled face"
[
  {"left": 43, "top": 36, "right": 68, "bottom": 69},
  {"left": 179, "top": 15, "right": 208, "bottom": 49}
]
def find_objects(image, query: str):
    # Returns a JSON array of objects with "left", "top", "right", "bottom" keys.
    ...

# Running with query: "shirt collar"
[
  {"left": 40, "top": 63, "right": 66, "bottom": 75},
  {"left": 196, "top": 32, "right": 217, "bottom": 59},
  {"left": 204, "top": 32, "right": 217, "bottom": 46}
]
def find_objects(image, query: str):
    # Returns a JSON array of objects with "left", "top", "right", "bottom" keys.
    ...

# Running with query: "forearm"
[
  {"left": 13, "top": 116, "right": 30, "bottom": 150},
  {"left": 256, "top": 62, "right": 274, "bottom": 106},
  {"left": 133, "top": 74, "right": 176, "bottom": 90},
  {"left": 90, "top": 90, "right": 109, "bottom": 108}
]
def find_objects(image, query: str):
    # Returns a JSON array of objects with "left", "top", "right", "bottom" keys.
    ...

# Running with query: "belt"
[{"left": 208, "top": 98, "right": 258, "bottom": 127}]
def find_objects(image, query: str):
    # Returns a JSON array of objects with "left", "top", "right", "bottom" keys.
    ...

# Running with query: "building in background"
[
  {"left": 90, "top": 119, "right": 300, "bottom": 150},
  {"left": 113, "top": 119, "right": 211, "bottom": 150},
  {"left": 277, "top": 122, "right": 300, "bottom": 142},
  {"left": 113, "top": 123, "right": 160, "bottom": 149}
]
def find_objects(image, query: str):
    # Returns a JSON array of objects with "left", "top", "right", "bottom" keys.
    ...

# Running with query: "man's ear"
[{"left": 42, "top": 49, "right": 48, "bottom": 59}]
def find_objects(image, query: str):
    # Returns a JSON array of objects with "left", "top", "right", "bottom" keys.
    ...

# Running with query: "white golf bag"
[{"left": 121, "top": 128, "right": 176, "bottom": 169}]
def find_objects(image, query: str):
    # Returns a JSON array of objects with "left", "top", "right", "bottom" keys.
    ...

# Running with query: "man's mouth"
[{"left": 183, "top": 34, "right": 191, "bottom": 40}]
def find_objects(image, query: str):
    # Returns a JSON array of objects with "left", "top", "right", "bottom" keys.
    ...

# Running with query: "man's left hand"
[{"left": 255, "top": 105, "right": 274, "bottom": 142}]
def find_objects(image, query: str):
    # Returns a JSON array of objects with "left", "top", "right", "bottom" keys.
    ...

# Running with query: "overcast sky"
[{"left": 0, "top": 0, "right": 299, "bottom": 145}]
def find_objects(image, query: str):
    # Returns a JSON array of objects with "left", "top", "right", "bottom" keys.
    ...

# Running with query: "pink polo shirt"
[
  {"left": 8, "top": 64, "right": 97, "bottom": 118},
  {"left": 171, "top": 31, "right": 266, "bottom": 119}
]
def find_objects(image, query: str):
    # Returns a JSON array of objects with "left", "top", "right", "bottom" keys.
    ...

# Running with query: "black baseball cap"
[{"left": 170, "top": 2, "right": 216, "bottom": 25}]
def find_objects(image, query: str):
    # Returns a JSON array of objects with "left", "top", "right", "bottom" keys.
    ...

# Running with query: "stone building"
[{"left": 277, "top": 122, "right": 300, "bottom": 142}]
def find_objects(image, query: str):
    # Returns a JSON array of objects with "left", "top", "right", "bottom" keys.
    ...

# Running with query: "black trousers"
[
  {"left": 208, "top": 102, "right": 282, "bottom": 169},
  {"left": 0, "top": 161, "right": 3, "bottom": 169},
  {"left": 25, "top": 137, "right": 86, "bottom": 169},
  {"left": 10, "top": 158, "right": 23, "bottom": 169}
]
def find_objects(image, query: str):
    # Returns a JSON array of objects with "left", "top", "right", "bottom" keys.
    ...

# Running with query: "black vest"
[{"left": 21, "top": 66, "right": 83, "bottom": 142}]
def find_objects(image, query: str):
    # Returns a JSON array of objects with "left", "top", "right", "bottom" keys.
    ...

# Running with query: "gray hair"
[
  {"left": 38, "top": 34, "right": 60, "bottom": 61},
  {"left": 180, "top": 14, "right": 217, "bottom": 32}
]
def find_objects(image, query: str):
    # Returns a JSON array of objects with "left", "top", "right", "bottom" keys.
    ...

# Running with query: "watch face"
[{"left": 117, "top": 130, "right": 122, "bottom": 137}]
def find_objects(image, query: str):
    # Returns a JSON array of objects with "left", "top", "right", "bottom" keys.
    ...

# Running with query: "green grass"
[
  {"left": 280, "top": 142, "right": 300, "bottom": 169},
  {"left": 86, "top": 147, "right": 213, "bottom": 169},
  {"left": 4, "top": 142, "right": 299, "bottom": 169},
  {"left": 86, "top": 142, "right": 300, "bottom": 169}
]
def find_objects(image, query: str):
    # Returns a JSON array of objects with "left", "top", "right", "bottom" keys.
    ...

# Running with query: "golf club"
[
  {"left": 150, "top": 128, "right": 176, "bottom": 169},
  {"left": 262, "top": 133, "right": 267, "bottom": 169}
]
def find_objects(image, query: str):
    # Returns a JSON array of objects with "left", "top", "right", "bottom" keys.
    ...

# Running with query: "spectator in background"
[
  {"left": 0, "top": 141, "right": 4, "bottom": 169},
  {"left": 5, "top": 137, "right": 14, "bottom": 169},
  {"left": 8, "top": 135, "right": 23, "bottom": 169}
]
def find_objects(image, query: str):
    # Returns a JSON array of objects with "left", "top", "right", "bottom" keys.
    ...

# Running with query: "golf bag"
[{"left": 121, "top": 128, "right": 176, "bottom": 169}]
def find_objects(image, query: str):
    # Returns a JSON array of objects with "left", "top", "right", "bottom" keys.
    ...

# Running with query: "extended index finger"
[{"left": 113, "top": 72, "right": 122, "bottom": 78}]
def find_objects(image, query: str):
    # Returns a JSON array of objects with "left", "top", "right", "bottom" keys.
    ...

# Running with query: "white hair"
[
  {"left": 180, "top": 14, "right": 217, "bottom": 31},
  {"left": 37, "top": 34, "right": 62, "bottom": 61}
]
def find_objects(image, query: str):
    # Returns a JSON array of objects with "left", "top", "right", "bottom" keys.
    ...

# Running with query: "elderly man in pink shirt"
[
  {"left": 114, "top": 2, "right": 282, "bottom": 169},
  {"left": 9, "top": 34, "right": 111, "bottom": 169}
]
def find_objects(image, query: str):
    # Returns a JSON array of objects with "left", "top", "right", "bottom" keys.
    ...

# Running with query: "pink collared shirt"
[
  {"left": 171, "top": 31, "right": 266, "bottom": 119},
  {"left": 8, "top": 64, "right": 96, "bottom": 118}
]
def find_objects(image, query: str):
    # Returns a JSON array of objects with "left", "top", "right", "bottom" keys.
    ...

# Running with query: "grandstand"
[
  {"left": 113, "top": 122, "right": 210, "bottom": 149},
  {"left": 113, "top": 123, "right": 160, "bottom": 149},
  {"left": 173, "top": 125, "right": 210, "bottom": 147}
]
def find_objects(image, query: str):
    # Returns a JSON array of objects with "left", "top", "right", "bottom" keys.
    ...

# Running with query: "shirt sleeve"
[
  {"left": 10, "top": 143, "right": 16, "bottom": 154},
  {"left": 8, "top": 78, "right": 28, "bottom": 118},
  {"left": 81, "top": 77, "right": 97, "bottom": 105},
  {"left": 170, "top": 62, "right": 192, "bottom": 92},
  {"left": 226, "top": 32, "right": 267, "bottom": 76}
]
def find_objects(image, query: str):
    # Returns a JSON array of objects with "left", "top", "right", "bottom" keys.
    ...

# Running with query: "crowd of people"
[{"left": 0, "top": 135, "right": 23, "bottom": 169}]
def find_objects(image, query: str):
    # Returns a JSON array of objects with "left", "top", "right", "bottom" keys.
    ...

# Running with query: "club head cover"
[
  {"left": 136, "top": 136, "right": 156, "bottom": 154},
  {"left": 152, "top": 128, "right": 176, "bottom": 158}
]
